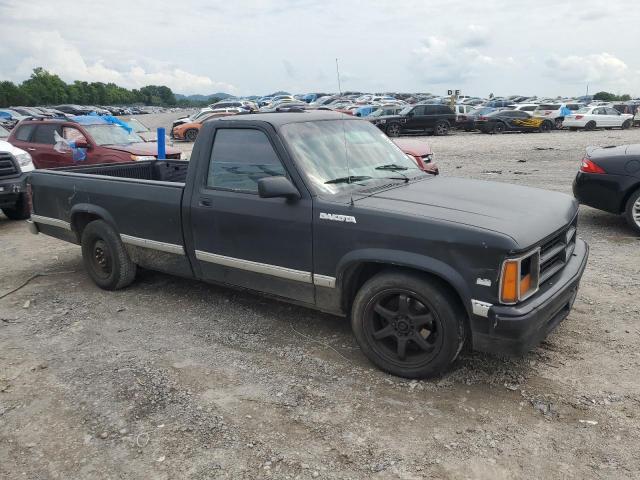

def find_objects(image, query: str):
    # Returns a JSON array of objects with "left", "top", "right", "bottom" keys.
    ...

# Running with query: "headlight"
[
  {"left": 15, "top": 152, "right": 34, "bottom": 172},
  {"left": 499, "top": 248, "right": 540, "bottom": 304},
  {"left": 130, "top": 155, "right": 156, "bottom": 161}
]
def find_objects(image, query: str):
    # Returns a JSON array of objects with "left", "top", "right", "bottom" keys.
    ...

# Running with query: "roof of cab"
[{"left": 216, "top": 110, "right": 356, "bottom": 126}]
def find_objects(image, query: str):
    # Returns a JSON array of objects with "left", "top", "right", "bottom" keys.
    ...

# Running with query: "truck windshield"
[
  {"left": 84, "top": 125, "right": 143, "bottom": 146},
  {"left": 280, "top": 119, "right": 421, "bottom": 194}
]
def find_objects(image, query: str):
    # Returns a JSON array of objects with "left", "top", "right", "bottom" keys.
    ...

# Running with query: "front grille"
[
  {"left": 0, "top": 152, "right": 18, "bottom": 178},
  {"left": 539, "top": 220, "right": 577, "bottom": 283}
]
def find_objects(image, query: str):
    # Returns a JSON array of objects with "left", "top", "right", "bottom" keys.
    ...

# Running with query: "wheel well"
[
  {"left": 340, "top": 262, "right": 468, "bottom": 320},
  {"left": 621, "top": 184, "right": 640, "bottom": 213},
  {"left": 71, "top": 212, "right": 102, "bottom": 241}
]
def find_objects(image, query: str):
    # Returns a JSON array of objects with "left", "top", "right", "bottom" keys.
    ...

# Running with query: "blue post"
[{"left": 157, "top": 128, "right": 166, "bottom": 160}]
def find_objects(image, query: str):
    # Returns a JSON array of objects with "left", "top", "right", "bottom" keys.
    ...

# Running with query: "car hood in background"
[
  {"left": 104, "top": 142, "right": 180, "bottom": 156},
  {"left": 357, "top": 177, "right": 577, "bottom": 249},
  {"left": 391, "top": 138, "right": 432, "bottom": 156}
]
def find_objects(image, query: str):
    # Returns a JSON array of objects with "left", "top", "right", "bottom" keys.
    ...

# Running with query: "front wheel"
[
  {"left": 554, "top": 118, "right": 564, "bottom": 129},
  {"left": 624, "top": 188, "right": 640, "bottom": 235},
  {"left": 622, "top": 120, "right": 632, "bottom": 130},
  {"left": 185, "top": 129, "right": 198, "bottom": 142},
  {"left": 386, "top": 123, "right": 401, "bottom": 137},
  {"left": 493, "top": 122, "right": 506, "bottom": 134},
  {"left": 81, "top": 220, "right": 137, "bottom": 290},
  {"left": 1, "top": 193, "right": 30, "bottom": 220},
  {"left": 434, "top": 121, "right": 450, "bottom": 136},
  {"left": 585, "top": 121, "right": 597, "bottom": 131},
  {"left": 351, "top": 271, "right": 465, "bottom": 378}
]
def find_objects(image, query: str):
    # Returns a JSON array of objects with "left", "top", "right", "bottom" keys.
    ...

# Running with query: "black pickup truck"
[{"left": 27, "top": 111, "right": 588, "bottom": 378}]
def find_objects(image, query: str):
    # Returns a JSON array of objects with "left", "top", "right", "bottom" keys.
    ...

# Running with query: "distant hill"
[{"left": 175, "top": 92, "right": 234, "bottom": 101}]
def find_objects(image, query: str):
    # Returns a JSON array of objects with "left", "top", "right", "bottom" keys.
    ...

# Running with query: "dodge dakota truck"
[{"left": 27, "top": 111, "right": 589, "bottom": 378}]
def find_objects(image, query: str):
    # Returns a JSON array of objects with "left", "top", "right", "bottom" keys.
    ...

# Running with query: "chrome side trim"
[
  {"left": 313, "top": 274, "right": 336, "bottom": 288},
  {"left": 471, "top": 299, "right": 493, "bottom": 318},
  {"left": 195, "top": 250, "right": 312, "bottom": 284},
  {"left": 31, "top": 214, "right": 71, "bottom": 231},
  {"left": 120, "top": 234, "right": 185, "bottom": 255}
]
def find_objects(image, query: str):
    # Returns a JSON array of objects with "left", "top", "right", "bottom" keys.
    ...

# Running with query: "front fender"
[{"left": 336, "top": 248, "right": 472, "bottom": 316}]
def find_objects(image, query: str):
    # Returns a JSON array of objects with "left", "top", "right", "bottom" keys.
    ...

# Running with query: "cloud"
[
  {"left": 0, "top": 28, "right": 236, "bottom": 95},
  {"left": 410, "top": 29, "right": 497, "bottom": 84},
  {"left": 544, "top": 53, "right": 629, "bottom": 85},
  {"left": 460, "top": 24, "right": 490, "bottom": 48}
]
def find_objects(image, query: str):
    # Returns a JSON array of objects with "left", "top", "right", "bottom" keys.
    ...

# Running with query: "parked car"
[
  {"left": 457, "top": 107, "right": 496, "bottom": 131},
  {"left": 53, "top": 104, "right": 92, "bottom": 115},
  {"left": 532, "top": 103, "right": 583, "bottom": 129},
  {"left": 0, "top": 140, "right": 34, "bottom": 220},
  {"left": 391, "top": 138, "right": 438, "bottom": 173},
  {"left": 475, "top": 110, "right": 553, "bottom": 134},
  {"left": 27, "top": 111, "right": 588, "bottom": 378},
  {"left": 171, "top": 108, "right": 214, "bottom": 132},
  {"left": 0, "top": 124, "right": 10, "bottom": 139},
  {"left": 0, "top": 109, "right": 28, "bottom": 128},
  {"left": 172, "top": 112, "right": 236, "bottom": 141},
  {"left": 8, "top": 116, "right": 181, "bottom": 169},
  {"left": 573, "top": 145, "right": 640, "bottom": 234},
  {"left": 453, "top": 104, "right": 475, "bottom": 129},
  {"left": 370, "top": 104, "right": 455, "bottom": 137},
  {"left": 368, "top": 106, "right": 404, "bottom": 118},
  {"left": 507, "top": 104, "right": 539, "bottom": 114},
  {"left": 124, "top": 118, "right": 158, "bottom": 142},
  {"left": 563, "top": 106, "right": 634, "bottom": 131}
]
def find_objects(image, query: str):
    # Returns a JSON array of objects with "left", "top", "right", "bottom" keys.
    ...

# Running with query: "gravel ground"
[{"left": 1, "top": 112, "right": 640, "bottom": 479}]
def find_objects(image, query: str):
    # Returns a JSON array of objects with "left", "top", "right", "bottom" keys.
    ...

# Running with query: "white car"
[
  {"left": 563, "top": 106, "right": 634, "bottom": 131},
  {"left": 0, "top": 140, "right": 34, "bottom": 220},
  {"left": 508, "top": 103, "right": 538, "bottom": 114},
  {"left": 532, "top": 103, "right": 584, "bottom": 129}
]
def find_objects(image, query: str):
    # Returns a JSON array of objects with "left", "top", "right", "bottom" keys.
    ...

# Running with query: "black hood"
[{"left": 356, "top": 177, "right": 577, "bottom": 249}]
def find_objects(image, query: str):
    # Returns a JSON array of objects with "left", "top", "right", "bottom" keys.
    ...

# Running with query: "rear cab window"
[{"left": 207, "top": 128, "right": 286, "bottom": 193}]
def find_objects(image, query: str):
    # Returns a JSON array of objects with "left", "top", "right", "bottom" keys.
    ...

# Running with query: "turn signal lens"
[
  {"left": 501, "top": 260, "right": 518, "bottom": 303},
  {"left": 519, "top": 273, "right": 531, "bottom": 297}
]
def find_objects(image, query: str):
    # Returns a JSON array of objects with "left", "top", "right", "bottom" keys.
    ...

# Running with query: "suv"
[
  {"left": 0, "top": 140, "right": 34, "bottom": 220},
  {"left": 8, "top": 117, "right": 181, "bottom": 169},
  {"left": 369, "top": 104, "right": 455, "bottom": 137}
]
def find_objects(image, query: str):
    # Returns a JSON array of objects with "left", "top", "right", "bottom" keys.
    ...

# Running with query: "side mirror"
[{"left": 258, "top": 176, "right": 300, "bottom": 200}]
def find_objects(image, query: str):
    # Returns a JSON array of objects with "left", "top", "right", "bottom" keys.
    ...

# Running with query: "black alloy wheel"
[{"left": 386, "top": 123, "right": 401, "bottom": 137}]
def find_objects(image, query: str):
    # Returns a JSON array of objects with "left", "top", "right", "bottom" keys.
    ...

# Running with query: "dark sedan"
[
  {"left": 475, "top": 110, "right": 553, "bottom": 134},
  {"left": 573, "top": 144, "right": 640, "bottom": 234}
]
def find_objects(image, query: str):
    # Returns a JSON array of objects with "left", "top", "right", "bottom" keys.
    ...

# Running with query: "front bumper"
[
  {"left": 0, "top": 173, "right": 28, "bottom": 209},
  {"left": 472, "top": 238, "right": 589, "bottom": 356}
]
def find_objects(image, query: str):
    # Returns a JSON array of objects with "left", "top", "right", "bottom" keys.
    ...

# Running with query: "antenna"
[{"left": 336, "top": 58, "right": 352, "bottom": 198}]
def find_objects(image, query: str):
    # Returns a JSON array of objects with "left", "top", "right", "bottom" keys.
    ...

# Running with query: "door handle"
[
  {"left": 27, "top": 148, "right": 36, "bottom": 151},
  {"left": 199, "top": 198, "right": 212, "bottom": 207}
]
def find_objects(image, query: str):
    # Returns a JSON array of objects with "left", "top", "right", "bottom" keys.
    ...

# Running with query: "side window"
[
  {"left": 412, "top": 106, "right": 426, "bottom": 115},
  {"left": 32, "top": 124, "right": 61, "bottom": 145},
  {"left": 595, "top": 108, "right": 606, "bottom": 115},
  {"left": 15, "top": 124, "right": 36, "bottom": 142},
  {"left": 207, "top": 129, "right": 286, "bottom": 193},
  {"left": 438, "top": 105, "right": 453, "bottom": 114},
  {"left": 606, "top": 107, "right": 620, "bottom": 115},
  {"left": 63, "top": 127, "right": 87, "bottom": 143}
]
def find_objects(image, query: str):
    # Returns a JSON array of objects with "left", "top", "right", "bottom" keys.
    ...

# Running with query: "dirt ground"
[{"left": 1, "top": 112, "right": 639, "bottom": 480}]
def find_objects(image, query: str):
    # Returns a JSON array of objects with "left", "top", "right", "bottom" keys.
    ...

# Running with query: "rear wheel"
[
  {"left": 538, "top": 121, "right": 552, "bottom": 133},
  {"left": 351, "top": 271, "right": 465, "bottom": 378},
  {"left": 585, "top": 121, "right": 597, "bottom": 131},
  {"left": 554, "top": 118, "right": 564, "bottom": 129},
  {"left": 624, "top": 188, "right": 640, "bottom": 235},
  {"left": 1, "top": 194, "right": 30, "bottom": 220},
  {"left": 493, "top": 122, "right": 506, "bottom": 134},
  {"left": 622, "top": 120, "right": 632, "bottom": 130},
  {"left": 185, "top": 129, "right": 198, "bottom": 142},
  {"left": 386, "top": 123, "right": 401, "bottom": 137},
  {"left": 81, "top": 220, "right": 136, "bottom": 290},
  {"left": 434, "top": 121, "right": 450, "bottom": 136}
]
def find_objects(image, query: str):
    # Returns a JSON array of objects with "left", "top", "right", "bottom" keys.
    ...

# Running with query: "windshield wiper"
[
  {"left": 325, "top": 175, "right": 372, "bottom": 184},
  {"left": 375, "top": 164, "right": 409, "bottom": 171}
]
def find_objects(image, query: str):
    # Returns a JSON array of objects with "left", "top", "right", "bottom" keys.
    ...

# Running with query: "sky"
[{"left": 1, "top": 0, "right": 638, "bottom": 98}]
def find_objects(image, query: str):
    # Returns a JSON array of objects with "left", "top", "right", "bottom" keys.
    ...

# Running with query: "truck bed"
[{"left": 52, "top": 160, "right": 189, "bottom": 184}]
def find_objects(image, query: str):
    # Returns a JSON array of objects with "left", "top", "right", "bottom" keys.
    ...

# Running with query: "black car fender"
[
  {"left": 70, "top": 203, "right": 118, "bottom": 240},
  {"left": 335, "top": 248, "right": 472, "bottom": 317}
]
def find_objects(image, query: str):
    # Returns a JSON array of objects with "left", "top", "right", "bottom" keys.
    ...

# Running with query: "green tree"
[{"left": 19, "top": 67, "right": 68, "bottom": 105}]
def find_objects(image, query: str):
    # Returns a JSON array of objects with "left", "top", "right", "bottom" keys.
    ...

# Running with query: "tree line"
[{"left": 0, "top": 68, "right": 212, "bottom": 108}]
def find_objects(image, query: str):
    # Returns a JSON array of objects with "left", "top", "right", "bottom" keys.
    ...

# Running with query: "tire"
[
  {"left": 554, "top": 118, "right": 564, "bottom": 130},
  {"left": 386, "top": 123, "right": 401, "bottom": 137},
  {"left": 184, "top": 129, "right": 198, "bottom": 142},
  {"left": 569, "top": 127, "right": 578, "bottom": 132},
  {"left": 538, "top": 121, "right": 552, "bottom": 133},
  {"left": 585, "top": 121, "right": 597, "bottom": 131},
  {"left": 434, "top": 121, "right": 450, "bottom": 136},
  {"left": 622, "top": 120, "right": 632, "bottom": 130},
  {"left": 81, "top": 220, "right": 136, "bottom": 290},
  {"left": 1, "top": 193, "right": 30, "bottom": 220},
  {"left": 351, "top": 271, "right": 466, "bottom": 378},
  {"left": 624, "top": 188, "right": 640, "bottom": 235},
  {"left": 493, "top": 122, "right": 506, "bottom": 134}
]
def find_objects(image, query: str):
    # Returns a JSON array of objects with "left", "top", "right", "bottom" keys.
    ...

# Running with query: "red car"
[
  {"left": 392, "top": 138, "right": 438, "bottom": 174},
  {"left": 8, "top": 117, "right": 181, "bottom": 169}
]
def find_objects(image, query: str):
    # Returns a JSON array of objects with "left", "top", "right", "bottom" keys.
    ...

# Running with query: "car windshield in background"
[
  {"left": 281, "top": 119, "right": 422, "bottom": 194},
  {"left": 398, "top": 106, "right": 413, "bottom": 115},
  {"left": 0, "top": 124, "right": 9, "bottom": 138},
  {"left": 84, "top": 125, "right": 143, "bottom": 146}
]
